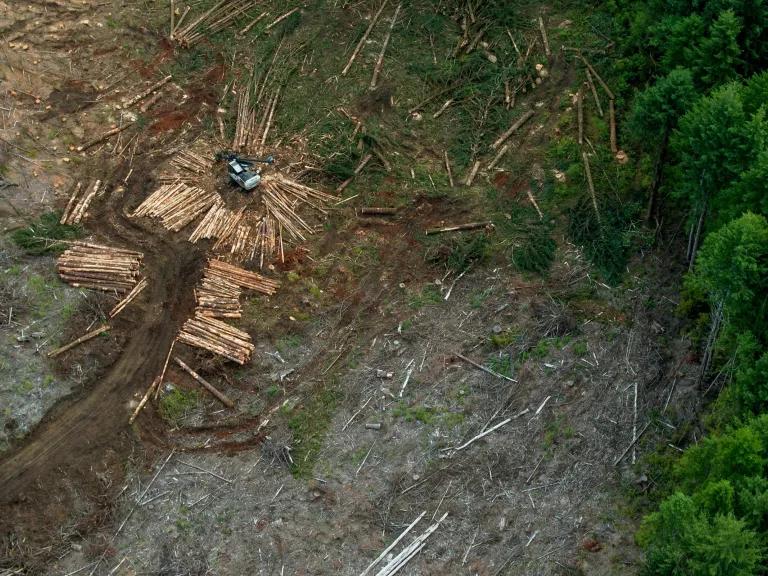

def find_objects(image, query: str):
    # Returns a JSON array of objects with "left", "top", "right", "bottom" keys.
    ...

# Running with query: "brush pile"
[
  {"left": 57, "top": 242, "right": 143, "bottom": 293},
  {"left": 171, "top": 0, "right": 258, "bottom": 47},
  {"left": 177, "top": 314, "right": 254, "bottom": 364},
  {"left": 132, "top": 182, "right": 221, "bottom": 232},
  {"left": 60, "top": 180, "right": 103, "bottom": 225}
]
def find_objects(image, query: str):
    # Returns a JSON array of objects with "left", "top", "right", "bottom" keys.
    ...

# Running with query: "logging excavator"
[{"left": 216, "top": 151, "right": 274, "bottom": 191}]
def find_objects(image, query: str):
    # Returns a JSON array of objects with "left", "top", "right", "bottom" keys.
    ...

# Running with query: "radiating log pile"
[
  {"left": 177, "top": 314, "right": 255, "bottom": 364},
  {"left": 60, "top": 180, "right": 102, "bottom": 225},
  {"left": 189, "top": 204, "right": 245, "bottom": 243},
  {"left": 56, "top": 242, "right": 143, "bottom": 293},
  {"left": 261, "top": 175, "right": 336, "bottom": 241},
  {"left": 132, "top": 182, "right": 220, "bottom": 232}
]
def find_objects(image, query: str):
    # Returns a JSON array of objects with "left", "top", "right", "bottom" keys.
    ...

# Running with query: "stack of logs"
[
  {"left": 57, "top": 242, "right": 143, "bottom": 293},
  {"left": 171, "top": 150, "right": 214, "bottom": 174},
  {"left": 60, "top": 180, "right": 102, "bottom": 225},
  {"left": 177, "top": 259, "right": 279, "bottom": 364},
  {"left": 132, "top": 182, "right": 220, "bottom": 232},
  {"left": 189, "top": 204, "right": 245, "bottom": 243},
  {"left": 177, "top": 314, "right": 254, "bottom": 365}
]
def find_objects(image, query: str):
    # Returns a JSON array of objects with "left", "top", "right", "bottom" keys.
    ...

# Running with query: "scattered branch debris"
[
  {"left": 122, "top": 75, "right": 172, "bottom": 109},
  {"left": 455, "top": 353, "right": 517, "bottom": 382}
]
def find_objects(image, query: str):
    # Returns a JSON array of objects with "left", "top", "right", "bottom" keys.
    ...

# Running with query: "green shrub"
[
  {"left": 159, "top": 388, "right": 200, "bottom": 426},
  {"left": 11, "top": 212, "right": 82, "bottom": 255}
]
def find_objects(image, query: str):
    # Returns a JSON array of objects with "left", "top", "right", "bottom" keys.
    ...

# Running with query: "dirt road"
[{"left": 0, "top": 163, "right": 203, "bottom": 547}]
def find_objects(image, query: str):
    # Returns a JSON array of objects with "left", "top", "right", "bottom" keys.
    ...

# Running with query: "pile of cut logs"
[
  {"left": 207, "top": 258, "right": 279, "bottom": 295},
  {"left": 178, "top": 259, "right": 279, "bottom": 363},
  {"left": 132, "top": 182, "right": 220, "bottom": 232},
  {"left": 171, "top": 150, "right": 214, "bottom": 174},
  {"left": 57, "top": 242, "right": 143, "bottom": 293},
  {"left": 177, "top": 314, "right": 254, "bottom": 364},
  {"left": 60, "top": 180, "right": 103, "bottom": 225},
  {"left": 195, "top": 272, "right": 242, "bottom": 318},
  {"left": 189, "top": 204, "right": 245, "bottom": 243}
]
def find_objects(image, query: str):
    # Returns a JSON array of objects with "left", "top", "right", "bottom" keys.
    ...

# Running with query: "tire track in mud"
[{"left": 0, "top": 165, "right": 204, "bottom": 542}]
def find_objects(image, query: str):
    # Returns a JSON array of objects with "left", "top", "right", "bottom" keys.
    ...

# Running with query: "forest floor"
[{"left": 0, "top": 1, "right": 705, "bottom": 574}]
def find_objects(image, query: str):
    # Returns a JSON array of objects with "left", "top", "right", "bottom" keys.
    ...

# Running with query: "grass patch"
[
  {"left": 11, "top": 212, "right": 82, "bottom": 255},
  {"left": 287, "top": 387, "right": 339, "bottom": 478},
  {"left": 159, "top": 388, "right": 200, "bottom": 426},
  {"left": 425, "top": 232, "right": 491, "bottom": 273},
  {"left": 408, "top": 284, "right": 442, "bottom": 309}
]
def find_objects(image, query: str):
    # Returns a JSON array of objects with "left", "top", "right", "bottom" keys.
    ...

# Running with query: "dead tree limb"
[
  {"left": 582, "top": 151, "right": 601, "bottom": 225},
  {"left": 370, "top": 3, "right": 402, "bottom": 90},
  {"left": 342, "top": 0, "right": 389, "bottom": 76},
  {"left": 48, "top": 325, "right": 110, "bottom": 357},
  {"left": 426, "top": 221, "right": 493, "bottom": 235},
  {"left": 491, "top": 109, "right": 535, "bottom": 150}
]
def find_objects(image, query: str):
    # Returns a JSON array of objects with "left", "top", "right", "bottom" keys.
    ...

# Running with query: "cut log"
[
  {"left": 174, "top": 357, "right": 235, "bottom": 408},
  {"left": 48, "top": 324, "right": 110, "bottom": 358},
  {"left": 491, "top": 109, "right": 535, "bottom": 150}
]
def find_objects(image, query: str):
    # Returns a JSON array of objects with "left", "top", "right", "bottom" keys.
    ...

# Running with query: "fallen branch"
[
  {"left": 464, "top": 160, "right": 481, "bottom": 186},
  {"left": 122, "top": 75, "right": 172, "bottom": 109},
  {"left": 342, "top": 0, "right": 389, "bottom": 76},
  {"left": 129, "top": 375, "right": 160, "bottom": 424},
  {"left": 585, "top": 68, "right": 603, "bottom": 117},
  {"left": 370, "top": 3, "right": 402, "bottom": 90},
  {"left": 360, "top": 206, "right": 397, "bottom": 215},
  {"left": 614, "top": 421, "right": 651, "bottom": 466},
  {"left": 265, "top": 7, "right": 299, "bottom": 30},
  {"left": 582, "top": 151, "right": 601, "bottom": 224},
  {"left": 577, "top": 87, "right": 583, "bottom": 145},
  {"left": 580, "top": 56, "right": 614, "bottom": 100},
  {"left": 360, "top": 511, "right": 426, "bottom": 576},
  {"left": 443, "top": 151, "right": 454, "bottom": 187},
  {"left": 425, "top": 221, "right": 493, "bottom": 235},
  {"left": 455, "top": 352, "right": 516, "bottom": 382},
  {"left": 444, "top": 417, "right": 512, "bottom": 454},
  {"left": 47, "top": 325, "right": 110, "bottom": 358},
  {"left": 77, "top": 123, "right": 134, "bottom": 152},
  {"left": 609, "top": 98, "right": 617, "bottom": 154},
  {"left": 538, "top": 15, "right": 551, "bottom": 58},
  {"left": 109, "top": 278, "right": 148, "bottom": 318},
  {"left": 491, "top": 109, "right": 535, "bottom": 150}
]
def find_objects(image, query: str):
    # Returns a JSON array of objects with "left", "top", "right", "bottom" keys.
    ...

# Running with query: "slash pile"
[
  {"left": 178, "top": 259, "right": 279, "bottom": 363},
  {"left": 56, "top": 242, "right": 143, "bottom": 293},
  {"left": 132, "top": 182, "right": 221, "bottom": 232}
]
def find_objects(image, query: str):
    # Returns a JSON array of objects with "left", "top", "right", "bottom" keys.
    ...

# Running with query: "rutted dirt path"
[{"left": 0, "top": 162, "right": 204, "bottom": 546}]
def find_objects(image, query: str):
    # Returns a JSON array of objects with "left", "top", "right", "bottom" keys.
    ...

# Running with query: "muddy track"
[{"left": 0, "top": 164, "right": 203, "bottom": 546}]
